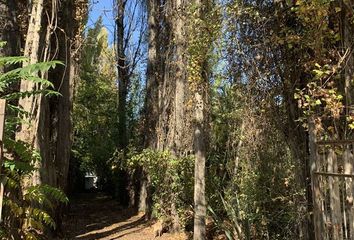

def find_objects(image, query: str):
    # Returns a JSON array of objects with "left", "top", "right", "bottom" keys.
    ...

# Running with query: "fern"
[
  {"left": 0, "top": 56, "right": 28, "bottom": 65},
  {"left": 0, "top": 47, "right": 68, "bottom": 240},
  {"left": 2, "top": 160, "right": 69, "bottom": 239},
  {"left": 38, "top": 185, "right": 69, "bottom": 204},
  {"left": 27, "top": 207, "right": 56, "bottom": 229}
]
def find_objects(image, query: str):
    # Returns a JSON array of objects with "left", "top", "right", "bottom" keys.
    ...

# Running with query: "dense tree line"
[{"left": 0, "top": 0, "right": 353, "bottom": 239}]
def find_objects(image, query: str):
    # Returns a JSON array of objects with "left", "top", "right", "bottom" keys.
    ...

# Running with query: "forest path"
[{"left": 61, "top": 192, "right": 187, "bottom": 240}]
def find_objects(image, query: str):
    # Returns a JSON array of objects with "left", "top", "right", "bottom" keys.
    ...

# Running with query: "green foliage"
[
  {"left": 208, "top": 89, "right": 301, "bottom": 239},
  {"left": 0, "top": 47, "right": 68, "bottom": 240},
  {"left": 204, "top": 1, "right": 308, "bottom": 236},
  {"left": 127, "top": 148, "right": 194, "bottom": 227},
  {"left": 72, "top": 19, "right": 144, "bottom": 195},
  {"left": 187, "top": 2, "right": 221, "bottom": 89},
  {"left": 2, "top": 165, "right": 68, "bottom": 239},
  {"left": 0, "top": 54, "right": 62, "bottom": 97},
  {"left": 282, "top": 0, "right": 350, "bottom": 135},
  {"left": 72, "top": 20, "right": 118, "bottom": 179}
]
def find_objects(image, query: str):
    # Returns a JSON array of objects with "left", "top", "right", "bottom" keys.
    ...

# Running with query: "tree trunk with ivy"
[
  {"left": 140, "top": 0, "right": 159, "bottom": 214},
  {"left": 142, "top": 1, "right": 193, "bottom": 227},
  {"left": 14, "top": 0, "right": 87, "bottom": 234},
  {"left": 189, "top": 1, "right": 211, "bottom": 239},
  {"left": 49, "top": 0, "right": 87, "bottom": 233},
  {"left": 154, "top": 0, "right": 192, "bottom": 156}
]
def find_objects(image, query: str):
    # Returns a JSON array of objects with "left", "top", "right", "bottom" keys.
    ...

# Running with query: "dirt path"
[{"left": 61, "top": 193, "right": 188, "bottom": 240}]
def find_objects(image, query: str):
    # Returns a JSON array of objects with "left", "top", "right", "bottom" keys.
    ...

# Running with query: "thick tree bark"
[
  {"left": 308, "top": 117, "right": 323, "bottom": 240},
  {"left": 140, "top": 0, "right": 159, "bottom": 215},
  {"left": 53, "top": 0, "right": 78, "bottom": 191},
  {"left": 45, "top": 0, "right": 86, "bottom": 233},
  {"left": 169, "top": 0, "right": 189, "bottom": 231},
  {"left": 342, "top": 0, "right": 354, "bottom": 108},
  {"left": 193, "top": 88, "right": 207, "bottom": 240},
  {"left": 192, "top": 1, "right": 207, "bottom": 239},
  {"left": 142, "top": 1, "right": 193, "bottom": 228},
  {"left": 16, "top": 0, "right": 44, "bottom": 186},
  {"left": 116, "top": 0, "right": 128, "bottom": 151},
  {"left": 327, "top": 150, "right": 342, "bottom": 239},
  {"left": 156, "top": 1, "right": 191, "bottom": 154},
  {"left": 144, "top": 0, "right": 159, "bottom": 150},
  {"left": 15, "top": 0, "right": 85, "bottom": 234}
]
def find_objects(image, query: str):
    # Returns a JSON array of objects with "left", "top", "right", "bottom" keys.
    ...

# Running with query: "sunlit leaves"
[
  {"left": 127, "top": 148, "right": 194, "bottom": 224},
  {"left": 187, "top": 2, "right": 221, "bottom": 89}
]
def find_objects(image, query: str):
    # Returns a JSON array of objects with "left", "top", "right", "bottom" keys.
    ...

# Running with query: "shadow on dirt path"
[{"left": 61, "top": 193, "right": 187, "bottom": 240}]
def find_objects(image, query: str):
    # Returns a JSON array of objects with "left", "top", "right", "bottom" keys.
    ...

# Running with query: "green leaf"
[{"left": 225, "top": 230, "right": 233, "bottom": 240}]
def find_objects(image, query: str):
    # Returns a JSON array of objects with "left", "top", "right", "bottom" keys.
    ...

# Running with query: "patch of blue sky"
[
  {"left": 88, "top": 0, "right": 116, "bottom": 44},
  {"left": 88, "top": 0, "right": 147, "bottom": 116}
]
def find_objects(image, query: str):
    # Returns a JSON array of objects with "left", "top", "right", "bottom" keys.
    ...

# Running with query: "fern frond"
[
  {"left": 24, "top": 186, "right": 54, "bottom": 210},
  {"left": 23, "top": 230, "right": 38, "bottom": 240},
  {"left": 28, "top": 218, "right": 44, "bottom": 231},
  {"left": 3, "top": 89, "right": 60, "bottom": 101},
  {"left": 20, "top": 75, "right": 54, "bottom": 88},
  {"left": 27, "top": 207, "right": 56, "bottom": 229},
  {"left": 0, "top": 56, "right": 28, "bottom": 65},
  {"left": 4, "top": 160, "right": 36, "bottom": 174},
  {"left": 3, "top": 175, "right": 19, "bottom": 189},
  {"left": 39, "top": 185, "right": 69, "bottom": 204},
  {"left": 3, "top": 197, "right": 23, "bottom": 217},
  {"left": 4, "top": 138, "right": 41, "bottom": 165},
  {"left": 20, "top": 61, "right": 63, "bottom": 75}
]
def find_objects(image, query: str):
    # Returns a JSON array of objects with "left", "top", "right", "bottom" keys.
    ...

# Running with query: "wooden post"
[
  {"left": 343, "top": 149, "right": 354, "bottom": 238},
  {"left": 327, "top": 150, "right": 342, "bottom": 240},
  {"left": 0, "top": 99, "right": 6, "bottom": 222},
  {"left": 308, "top": 116, "right": 323, "bottom": 240}
]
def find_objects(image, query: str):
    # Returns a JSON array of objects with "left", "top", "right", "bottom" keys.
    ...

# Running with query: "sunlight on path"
[{"left": 62, "top": 193, "right": 187, "bottom": 240}]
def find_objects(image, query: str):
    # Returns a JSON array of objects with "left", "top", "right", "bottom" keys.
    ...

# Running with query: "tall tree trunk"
[
  {"left": 16, "top": 0, "right": 44, "bottom": 186},
  {"left": 282, "top": 72, "right": 311, "bottom": 240},
  {"left": 193, "top": 87, "right": 207, "bottom": 240},
  {"left": 46, "top": 0, "right": 87, "bottom": 234},
  {"left": 117, "top": 0, "right": 128, "bottom": 151},
  {"left": 15, "top": 0, "right": 86, "bottom": 234},
  {"left": 140, "top": 0, "right": 160, "bottom": 215},
  {"left": 192, "top": 1, "right": 207, "bottom": 239},
  {"left": 342, "top": 0, "right": 353, "bottom": 109},
  {"left": 51, "top": 0, "right": 76, "bottom": 189},
  {"left": 115, "top": 0, "right": 134, "bottom": 207},
  {"left": 143, "top": 0, "right": 193, "bottom": 228},
  {"left": 169, "top": 0, "right": 189, "bottom": 231},
  {"left": 144, "top": 0, "right": 159, "bottom": 150}
]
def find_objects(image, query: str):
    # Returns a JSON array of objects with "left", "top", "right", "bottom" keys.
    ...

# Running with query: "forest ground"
[{"left": 61, "top": 192, "right": 188, "bottom": 240}]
